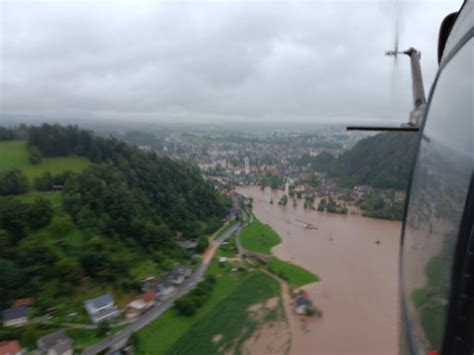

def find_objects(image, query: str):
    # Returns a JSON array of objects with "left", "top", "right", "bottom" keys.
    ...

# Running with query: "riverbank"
[
  {"left": 239, "top": 216, "right": 319, "bottom": 289},
  {"left": 238, "top": 185, "right": 401, "bottom": 355}
]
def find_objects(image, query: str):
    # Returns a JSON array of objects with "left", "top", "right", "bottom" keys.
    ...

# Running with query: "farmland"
[{"left": 136, "top": 260, "right": 280, "bottom": 354}]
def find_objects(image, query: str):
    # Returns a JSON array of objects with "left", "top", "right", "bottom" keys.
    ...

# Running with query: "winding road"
[{"left": 82, "top": 222, "right": 241, "bottom": 355}]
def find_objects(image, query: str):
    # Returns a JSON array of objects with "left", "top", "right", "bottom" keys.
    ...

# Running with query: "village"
[
  {"left": 134, "top": 128, "right": 407, "bottom": 221},
  {"left": 1, "top": 194, "right": 321, "bottom": 355}
]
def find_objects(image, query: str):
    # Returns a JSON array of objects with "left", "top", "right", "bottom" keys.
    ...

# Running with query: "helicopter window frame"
[{"left": 399, "top": 27, "right": 473, "bottom": 355}]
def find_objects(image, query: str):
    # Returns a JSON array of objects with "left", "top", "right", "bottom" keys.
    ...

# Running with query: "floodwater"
[{"left": 237, "top": 186, "right": 402, "bottom": 355}]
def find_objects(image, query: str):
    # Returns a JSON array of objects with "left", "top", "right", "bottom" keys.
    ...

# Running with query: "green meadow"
[
  {"left": 0, "top": 140, "right": 90, "bottom": 181},
  {"left": 240, "top": 216, "right": 319, "bottom": 288},
  {"left": 268, "top": 257, "right": 319, "bottom": 289},
  {"left": 239, "top": 218, "right": 281, "bottom": 255}
]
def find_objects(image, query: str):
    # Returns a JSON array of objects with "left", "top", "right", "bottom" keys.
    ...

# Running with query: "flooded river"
[{"left": 237, "top": 186, "right": 402, "bottom": 355}]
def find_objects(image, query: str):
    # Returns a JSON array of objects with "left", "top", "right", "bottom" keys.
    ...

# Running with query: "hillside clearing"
[{"left": 0, "top": 140, "right": 90, "bottom": 180}]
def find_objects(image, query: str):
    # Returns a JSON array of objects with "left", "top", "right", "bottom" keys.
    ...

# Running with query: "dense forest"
[
  {"left": 0, "top": 124, "right": 229, "bottom": 310},
  {"left": 299, "top": 132, "right": 419, "bottom": 189}
]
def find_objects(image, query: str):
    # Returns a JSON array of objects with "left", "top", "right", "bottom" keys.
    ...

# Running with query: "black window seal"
[{"left": 442, "top": 174, "right": 474, "bottom": 355}]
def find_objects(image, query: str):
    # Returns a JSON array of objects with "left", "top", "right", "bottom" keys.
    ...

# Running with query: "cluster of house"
[
  {"left": 0, "top": 330, "right": 74, "bottom": 355},
  {"left": 1, "top": 298, "right": 76, "bottom": 355},
  {"left": 125, "top": 265, "right": 193, "bottom": 319},
  {"left": 0, "top": 265, "right": 194, "bottom": 354},
  {"left": 352, "top": 185, "right": 375, "bottom": 202}
]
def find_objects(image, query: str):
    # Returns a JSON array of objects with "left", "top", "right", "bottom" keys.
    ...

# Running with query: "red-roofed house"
[
  {"left": 0, "top": 340, "right": 24, "bottom": 355},
  {"left": 142, "top": 289, "right": 156, "bottom": 306},
  {"left": 11, "top": 299, "right": 33, "bottom": 309}
]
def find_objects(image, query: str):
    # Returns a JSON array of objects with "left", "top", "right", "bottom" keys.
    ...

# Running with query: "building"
[
  {"left": 11, "top": 298, "right": 33, "bottom": 309},
  {"left": 155, "top": 282, "right": 175, "bottom": 299},
  {"left": 174, "top": 265, "right": 192, "bottom": 278},
  {"left": 167, "top": 271, "right": 185, "bottom": 286},
  {"left": 142, "top": 276, "right": 160, "bottom": 291},
  {"left": 84, "top": 294, "right": 120, "bottom": 324},
  {"left": 294, "top": 295, "right": 312, "bottom": 315},
  {"left": 142, "top": 289, "right": 157, "bottom": 306},
  {"left": 166, "top": 265, "right": 192, "bottom": 286},
  {"left": 176, "top": 240, "right": 199, "bottom": 250},
  {"left": 2, "top": 307, "right": 28, "bottom": 327},
  {"left": 37, "top": 330, "right": 74, "bottom": 355},
  {"left": 125, "top": 300, "right": 147, "bottom": 319},
  {"left": 352, "top": 185, "right": 375, "bottom": 202},
  {"left": 0, "top": 340, "right": 24, "bottom": 355}
]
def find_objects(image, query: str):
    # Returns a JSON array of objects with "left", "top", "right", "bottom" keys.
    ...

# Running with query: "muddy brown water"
[{"left": 237, "top": 186, "right": 402, "bottom": 355}]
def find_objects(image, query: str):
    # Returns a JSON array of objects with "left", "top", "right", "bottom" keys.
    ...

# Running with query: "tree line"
[
  {"left": 297, "top": 132, "right": 418, "bottom": 190},
  {"left": 0, "top": 124, "right": 230, "bottom": 309}
]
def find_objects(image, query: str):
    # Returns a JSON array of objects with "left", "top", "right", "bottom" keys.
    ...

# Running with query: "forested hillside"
[
  {"left": 0, "top": 124, "right": 229, "bottom": 311},
  {"left": 302, "top": 132, "right": 418, "bottom": 189}
]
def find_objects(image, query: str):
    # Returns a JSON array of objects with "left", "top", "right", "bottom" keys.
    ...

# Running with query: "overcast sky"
[{"left": 0, "top": 0, "right": 462, "bottom": 125}]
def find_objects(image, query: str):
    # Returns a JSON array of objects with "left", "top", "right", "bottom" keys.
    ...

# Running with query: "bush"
[
  {"left": 175, "top": 298, "right": 198, "bottom": 316},
  {"left": 0, "top": 169, "right": 29, "bottom": 196},
  {"left": 27, "top": 198, "right": 53, "bottom": 229},
  {"left": 96, "top": 321, "right": 110, "bottom": 337},
  {"left": 28, "top": 146, "right": 43, "bottom": 165},
  {"left": 175, "top": 275, "right": 216, "bottom": 316}
]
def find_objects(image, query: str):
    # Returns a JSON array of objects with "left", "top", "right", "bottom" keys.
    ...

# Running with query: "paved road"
[{"left": 83, "top": 223, "right": 241, "bottom": 355}]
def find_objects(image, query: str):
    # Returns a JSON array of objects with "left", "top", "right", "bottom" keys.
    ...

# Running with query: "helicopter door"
[{"left": 399, "top": 34, "right": 473, "bottom": 355}]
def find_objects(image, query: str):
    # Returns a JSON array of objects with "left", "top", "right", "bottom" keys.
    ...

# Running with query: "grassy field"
[
  {"left": 166, "top": 272, "right": 279, "bottom": 354},
  {"left": 136, "top": 260, "right": 279, "bottom": 355},
  {"left": 268, "top": 257, "right": 319, "bottom": 289},
  {"left": 239, "top": 218, "right": 281, "bottom": 255},
  {"left": 410, "top": 254, "right": 450, "bottom": 351},
  {"left": 0, "top": 140, "right": 90, "bottom": 180},
  {"left": 14, "top": 191, "right": 63, "bottom": 208}
]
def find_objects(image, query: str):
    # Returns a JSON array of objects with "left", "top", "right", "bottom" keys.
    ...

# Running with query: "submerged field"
[{"left": 0, "top": 140, "right": 90, "bottom": 180}]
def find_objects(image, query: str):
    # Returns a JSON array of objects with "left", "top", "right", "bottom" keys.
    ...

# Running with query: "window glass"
[{"left": 401, "top": 39, "right": 473, "bottom": 354}]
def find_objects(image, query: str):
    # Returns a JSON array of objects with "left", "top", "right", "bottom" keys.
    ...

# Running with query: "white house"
[
  {"left": 84, "top": 294, "right": 120, "bottom": 324},
  {"left": 2, "top": 307, "right": 28, "bottom": 327},
  {"left": 125, "top": 300, "right": 147, "bottom": 319}
]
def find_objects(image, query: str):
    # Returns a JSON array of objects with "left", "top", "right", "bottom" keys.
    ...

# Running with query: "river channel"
[{"left": 237, "top": 186, "right": 402, "bottom": 355}]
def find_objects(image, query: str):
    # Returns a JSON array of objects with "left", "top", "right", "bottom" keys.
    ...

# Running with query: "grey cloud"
[{"left": 0, "top": 0, "right": 462, "bottom": 124}]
